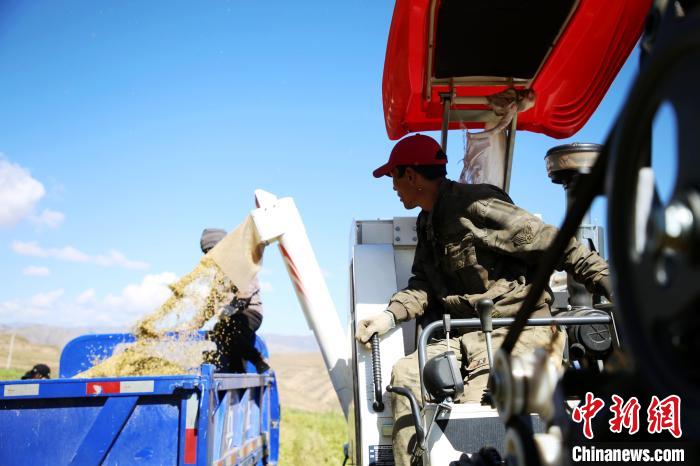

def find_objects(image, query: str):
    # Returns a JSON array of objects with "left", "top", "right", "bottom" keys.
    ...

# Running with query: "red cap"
[{"left": 373, "top": 134, "right": 447, "bottom": 178}]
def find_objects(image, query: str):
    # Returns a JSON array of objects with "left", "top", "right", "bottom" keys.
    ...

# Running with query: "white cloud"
[
  {"left": 104, "top": 272, "right": 178, "bottom": 316},
  {"left": 0, "top": 158, "right": 65, "bottom": 230},
  {"left": 0, "top": 159, "right": 46, "bottom": 228},
  {"left": 22, "top": 265, "right": 50, "bottom": 277},
  {"left": 75, "top": 289, "right": 96, "bottom": 304},
  {"left": 11, "top": 241, "right": 149, "bottom": 269},
  {"left": 259, "top": 281, "right": 274, "bottom": 293},
  {"left": 30, "top": 208, "right": 65, "bottom": 228},
  {"left": 11, "top": 241, "right": 45, "bottom": 256},
  {"left": 95, "top": 250, "right": 149, "bottom": 269},
  {"left": 29, "top": 289, "right": 65, "bottom": 307},
  {"left": 0, "top": 272, "right": 178, "bottom": 327},
  {"left": 54, "top": 246, "right": 91, "bottom": 262},
  {"left": 0, "top": 298, "right": 20, "bottom": 314}
]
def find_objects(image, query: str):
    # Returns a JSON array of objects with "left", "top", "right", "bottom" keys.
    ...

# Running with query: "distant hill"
[
  {"left": 0, "top": 324, "right": 128, "bottom": 349},
  {"left": 0, "top": 327, "right": 336, "bottom": 413},
  {"left": 269, "top": 352, "right": 340, "bottom": 413},
  {"left": 0, "top": 324, "right": 320, "bottom": 354},
  {"left": 0, "top": 333, "right": 60, "bottom": 378},
  {"left": 261, "top": 333, "right": 319, "bottom": 354}
]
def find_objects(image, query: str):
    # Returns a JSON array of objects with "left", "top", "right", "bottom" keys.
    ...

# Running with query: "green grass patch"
[
  {"left": 280, "top": 408, "right": 347, "bottom": 466},
  {"left": 0, "top": 368, "right": 24, "bottom": 380}
]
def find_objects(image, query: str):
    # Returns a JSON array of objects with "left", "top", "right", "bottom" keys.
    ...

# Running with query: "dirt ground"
[
  {"left": 0, "top": 333, "right": 60, "bottom": 377},
  {"left": 269, "top": 351, "right": 342, "bottom": 413}
]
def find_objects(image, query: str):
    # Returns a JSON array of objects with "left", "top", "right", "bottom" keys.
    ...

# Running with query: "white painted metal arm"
[{"left": 251, "top": 189, "right": 352, "bottom": 418}]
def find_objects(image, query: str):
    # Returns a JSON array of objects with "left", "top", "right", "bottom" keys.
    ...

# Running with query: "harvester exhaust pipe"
[{"left": 251, "top": 189, "right": 352, "bottom": 418}]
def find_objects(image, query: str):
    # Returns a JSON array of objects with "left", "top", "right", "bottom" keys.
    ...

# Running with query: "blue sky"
[{"left": 0, "top": 1, "right": 653, "bottom": 335}]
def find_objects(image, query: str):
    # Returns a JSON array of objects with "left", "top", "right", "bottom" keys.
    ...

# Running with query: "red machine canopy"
[{"left": 382, "top": 0, "right": 651, "bottom": 140}]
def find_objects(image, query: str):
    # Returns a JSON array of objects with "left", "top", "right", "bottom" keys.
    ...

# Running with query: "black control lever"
[
  {"left": 371, "top": 333, "right": 384, "bottom": 412},
  {"left": 476, "top": 299, "right": 495, "bottom": 370},
  {"left": 443, "top": 313, "right": 452, "bottom": 353},
  {"left": 386, "top": 385, "right": 425, "bottom": 451}
]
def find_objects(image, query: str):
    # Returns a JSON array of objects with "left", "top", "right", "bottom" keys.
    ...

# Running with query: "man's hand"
[
  {"left": 595, "top": 276, "right": 614, "bottom": 302},
  {"left": 355, "top": 311, "right": 396, "bottom": 349}
]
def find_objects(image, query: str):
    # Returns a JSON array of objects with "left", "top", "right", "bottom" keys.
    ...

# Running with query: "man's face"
[{"left": 390, "top": 167, "right": 419, "bottom": 210}]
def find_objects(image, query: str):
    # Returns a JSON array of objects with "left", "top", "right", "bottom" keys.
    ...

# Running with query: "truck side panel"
[{"left": 0, "top": 394, "right": 182, "bottom": 465}]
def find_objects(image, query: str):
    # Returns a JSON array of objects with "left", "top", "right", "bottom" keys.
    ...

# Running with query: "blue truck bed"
[{"left": 0, "top": 333, "right": 280, "bottom": 466}]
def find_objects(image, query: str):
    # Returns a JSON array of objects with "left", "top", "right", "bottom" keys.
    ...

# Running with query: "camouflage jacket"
[{"left": 387, "top": 179, "right": 609, "bottom": 321}]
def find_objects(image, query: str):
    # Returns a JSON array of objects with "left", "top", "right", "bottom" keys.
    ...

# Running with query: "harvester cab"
[{"left": 348, "top": 217, "right": 610, "bottom": 466}]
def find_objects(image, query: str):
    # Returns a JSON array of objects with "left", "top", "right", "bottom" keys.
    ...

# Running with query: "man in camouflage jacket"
[{"left": 356, "top": 134, "right": 612, "bottom": 466}]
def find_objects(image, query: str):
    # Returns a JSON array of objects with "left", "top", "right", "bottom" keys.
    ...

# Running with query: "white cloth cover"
[{"left": 459, "top": 88, "right": 535, "bottom": 188}]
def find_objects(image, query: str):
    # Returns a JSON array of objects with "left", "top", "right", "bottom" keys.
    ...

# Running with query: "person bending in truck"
[
  {"left": 200, "top": 228, "right": 270, "bottom": 374},
  {"left": 356, "top": 134, "right": 613, "bottom": 466},
  {"left": 21, "top": 364, "right": 51, "bottom": 380}
]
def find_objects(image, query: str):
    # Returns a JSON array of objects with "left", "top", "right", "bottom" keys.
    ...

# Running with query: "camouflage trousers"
[{"left": 389, "top": 325, "right": 566, "bottom": 466}]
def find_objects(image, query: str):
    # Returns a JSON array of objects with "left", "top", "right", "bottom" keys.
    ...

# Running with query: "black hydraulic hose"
[
  {"left": 371, "top": 333, "right": 384, "bottom": 412},
  {"left": 500, "top": 140, "right": 610, "bottom": 354},
  {"left": 386, "top": 385, "right": 425, "bottom": 450}
]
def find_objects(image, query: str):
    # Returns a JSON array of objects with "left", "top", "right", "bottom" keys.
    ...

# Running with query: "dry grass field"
[
  {"left": 0, "top": 333, "right": 60, "bottom": 378},
  {"left": 269, "top": 351, "right": 341, "bottom": 413},
  {"left": 269, "top": 351, "right": 347, "bottom": 465}
]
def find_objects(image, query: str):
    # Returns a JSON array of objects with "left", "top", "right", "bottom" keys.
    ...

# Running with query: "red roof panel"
[{"left": 382, "top": 0, "right": 651, "bottom": 140}]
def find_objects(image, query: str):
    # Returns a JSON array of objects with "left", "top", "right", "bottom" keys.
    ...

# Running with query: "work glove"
[
  {"left": 594, "top": 276, "right": 614, "bottom": 302},
  {"left": 355, "top": 310, "right": 396, "bottom": 349}
]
